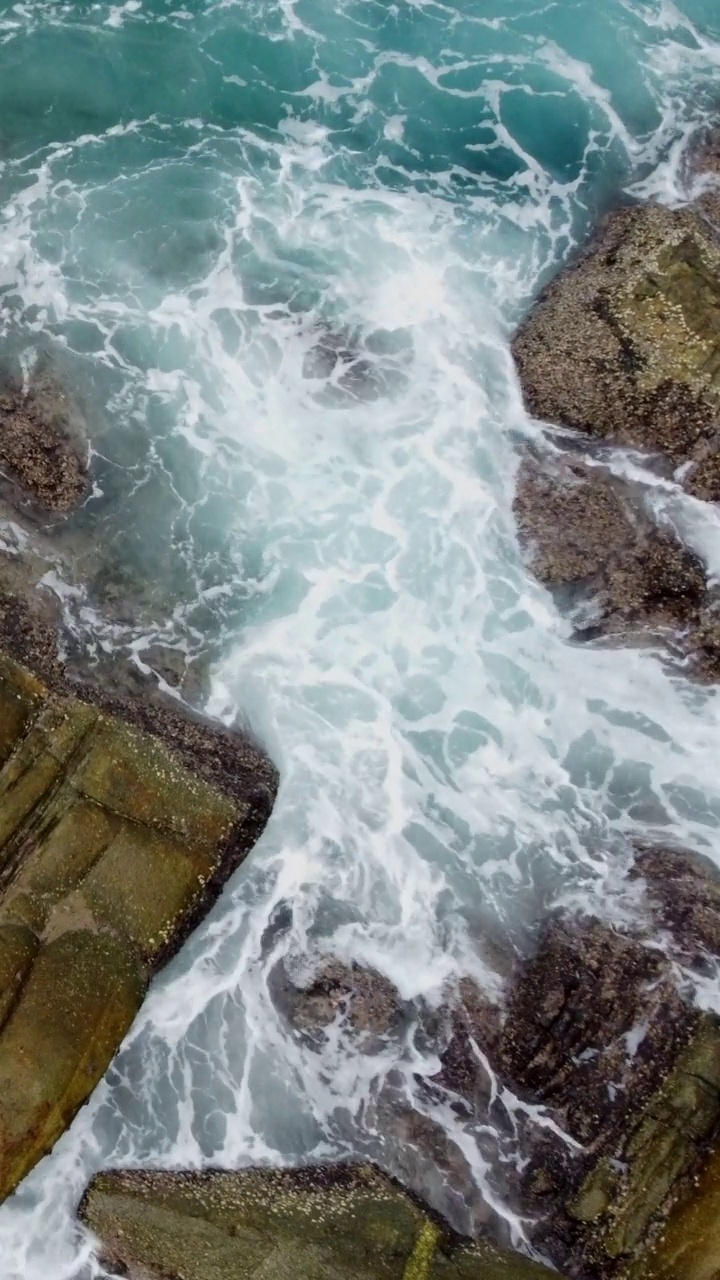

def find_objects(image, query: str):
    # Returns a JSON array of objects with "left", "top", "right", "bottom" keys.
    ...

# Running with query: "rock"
[
  {"left": 631, "top": 841, "right": 720, "bottom": 964},
  {"left": 270, "top": 956, "right": 406, "bottom": 1050},
  {"left": 564, "top": 1012, "right": 720, "bottom": 1275},
  {"left": 0, "top": 358, "right": 88, "bottom": 513},
  {"left": 498, "top": 911, "right": 720, "bottom": 1277},
  {"left": 0, "top": 647, "right": 276, "bottom": 1203},
  {"left": 431, "top": 975, "right": 501, "bottom": 1111},
  {"left": 513, "top": 449, "right": 718, "bottom": 677},
  {"left": 78, "top": 1161, "right": 562, "bottom": 1280},
  {"left": 683, "top": 126, "right": 720, "bottom": 225},
  {"left": 500, "top": 915, "right": 695, "bottom": 1148},
  {"left": 627, "top": 1141, "right": 720, "bottom": 1280},
  {"left": 512, "top": 202, "right": 720, "bottom": 502}
]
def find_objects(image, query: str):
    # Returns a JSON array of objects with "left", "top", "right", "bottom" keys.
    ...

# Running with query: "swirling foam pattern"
[{"left": 0, "top": 0, "right": 719, "bottom": 1273}]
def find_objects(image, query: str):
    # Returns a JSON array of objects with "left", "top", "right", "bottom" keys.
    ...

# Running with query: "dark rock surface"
[
  {"left": 513, "top": 449, "right": 720, "bottom": 678},
  {"left": 270, "top": 955, "right": 406, "bottom": 1050},
  {"left": 631, "top": 840, "right": 720, "bottom": 963},
  {"left": 497, "top": 902, "right": 720, "bottom": 1279},
  {"left": 431, "top": 975, "right": 501, "bottom": 1111},
  {"left": 0, "top": 359, "right": 88, "bottom": 512}
]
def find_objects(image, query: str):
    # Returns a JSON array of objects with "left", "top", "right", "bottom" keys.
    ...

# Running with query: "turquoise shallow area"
[{"left": 0, "top": 2, "right": 720, "bottom": 1278}]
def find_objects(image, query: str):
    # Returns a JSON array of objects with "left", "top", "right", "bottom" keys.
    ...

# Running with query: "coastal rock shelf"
[
  {"left": 78, "top": 1162, "right": 559, "bottom": 1280},
  {"left": 0, "top": 649, "right": 275, "bottom": 1203}
]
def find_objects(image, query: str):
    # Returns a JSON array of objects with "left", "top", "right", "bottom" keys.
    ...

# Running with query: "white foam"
[{"left": 0, "top": 0, "right": 719, "bottom": 1275}]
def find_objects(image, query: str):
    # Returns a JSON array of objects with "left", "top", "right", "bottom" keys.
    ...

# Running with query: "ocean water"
[{"left": 1, "top": 0, "right": 720, "bottom": 1274}]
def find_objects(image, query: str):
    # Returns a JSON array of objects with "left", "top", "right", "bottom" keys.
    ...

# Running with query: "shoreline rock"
[
  {"left": 494, "top": 850, "right": 720, "bottom": 1279},
  {"left": 78, "top": 1160, "right": 560, "bottom": 1280},
  {"left": 0, "top": 640, "right": 276, "bottom": 1203},
  {"left": 512, "top": 201, "right": 720, "bottom": 503},
  {"left": 513, "top": 448, "right": 720, "bottom": 678}
]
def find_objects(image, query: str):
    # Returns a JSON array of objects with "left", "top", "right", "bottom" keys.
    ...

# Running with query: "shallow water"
[{"left": 1, "top": 0, "right": 720, "bottom": 1273}]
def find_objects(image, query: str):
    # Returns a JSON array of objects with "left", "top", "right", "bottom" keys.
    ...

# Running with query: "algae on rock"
[
  {"left": 78, "top": 1162, "right": 561, "bottom": 1280},
  {"left": 0, "top": 648, "right": 275, "bottom": 1204}
]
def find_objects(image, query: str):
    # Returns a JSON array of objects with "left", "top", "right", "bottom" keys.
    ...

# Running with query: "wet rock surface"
[
  {"left": 0, "top": 359, "right": 89, "bottom": 513},
  {"left": 78, "top": 1161, "right": 560, "bottom": 1280},
  {"left": 513, "top": 449, "right": 718, "bottom": 674},
  {"left": 270, "top": 955, "right": 407, "bottom": 1051},
  {"left": 430, "top": 975, "right": 501, "bottom": 1112},
  {"left": 496, "top": 880, "right": 720, "bottom": 1279},
  {"left": 512, "top": 202, "right": 720, "bottom": 502},
  {"left": 0, "top": 648, "right": 276, "bottom": 1203},
  {"left": 500, "top": 914, "right": 696, "bottom": 1148},
  {"left": 631, "top": 841, "right": 720, "bottom": 964}
]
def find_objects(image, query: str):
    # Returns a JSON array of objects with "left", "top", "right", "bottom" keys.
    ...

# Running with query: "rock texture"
[
  {"left": 271, "top": 956, "right": 406, "bottom": 1049},
  {"left": 628, "top": 1142, "right": 720, "bottom": 1280},
  {"left": 513, "top": 202, "right": 720, "bottom": 502},
  {"left": 0, "top": 360, "right": 88, "bottom": 512},
  {"left": 631, "top": 841, "right": 720, "bottom": 963},
  {"left": 78, "top": 1161, "right": 560, "bottom": 1280},
  {"left": 498, "top": 899, "right": 720, "bottom": 1280},
  {"left": 513, "top": 450, "right": 719, "bottom": 677},
  {"left": 0, "top": 648, "right": 275, "bottom": 1202}
]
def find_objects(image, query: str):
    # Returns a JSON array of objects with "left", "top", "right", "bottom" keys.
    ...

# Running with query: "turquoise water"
[{"left": 1, "top": 0, "right": 720, "bottom": 1274}]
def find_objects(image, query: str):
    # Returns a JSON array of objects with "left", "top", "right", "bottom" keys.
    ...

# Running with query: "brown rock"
[
  {"left": 500, "top": 915, "right": 695, "bottom": 1147},
  {"left": 632, "top": 841, "right": 720, "bottom": 962},
  {"left": 270, "top": 956, "right": 405, "bottom": 1049},
  {"left": 0, "top": 359, "right": 88, "bottom": 513},
  {"left": 512, "top": 202, "right": 720, "bottom": 501},
  {"left": 513, "top": 449, "right": 716, "bottom": 675},
  {"left": 432, "top": 975, "right": 501, "bottom": 1109}
]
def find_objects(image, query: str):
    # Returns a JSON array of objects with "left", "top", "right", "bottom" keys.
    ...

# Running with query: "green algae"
[
  {"left": 627, "top": 1143, "right": 720, "bottom": 1280},
  {"left": 0, "top": 930, "right": 145, "bottom": 1199}
]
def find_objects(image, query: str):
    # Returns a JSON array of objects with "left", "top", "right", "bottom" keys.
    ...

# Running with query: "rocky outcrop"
[
  {"left": 0, "top": 648, "right": 275, "bottom": 1203},
  {"left": 0, "top": 358, "right": 88, "bottom": 512},
  {"left": 497, "top": 888, "right": 720, "bottom": 1280},
  {"left": 78, "top": 1161, "right": 560, "bottom": 1280},
  {"left": 512, "top": 202, "right": 720, "bottom": 502},
  {"left": 261, "top": 843, "right": 720, "bottom": 1280},
  {"left": 513, "top": 450, "right": 718, "bottom": 675}
]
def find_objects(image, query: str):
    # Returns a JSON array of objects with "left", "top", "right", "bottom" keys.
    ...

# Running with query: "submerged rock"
[
  {"left": 513, "top": 450, "right": 718, "bottom": 675},
  {"left": 0, "top": 648, "right": 276, "bottom": 1203},
  {"left": 0, "top": 358, "right": 88, "bottom": 513},
  {"left": 270, "top": 955, "right": 407, "bottom": 1050},
  {"left": 78, "top": 1161, "right": 561, "bottom": 1280},
  {"left": 431, "top": 975, "right": 501, "bottom": 1112},
  {"left": 512, "top": 201, "right": 720, "bottom": 502}
]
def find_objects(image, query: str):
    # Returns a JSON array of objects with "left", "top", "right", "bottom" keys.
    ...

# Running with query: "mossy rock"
[
  {"left": 626, "top": 1142, "right": 720, "bottom": 1280},
  {"left": 79, "top": 1162, "right": 562, "bottom": 1280},
  {"left": 557, "top": 1013, "right": 720, "bottom": 1276},
  {"left": 0, "top": 648, "right": 273, "bottom": 1204},
  {"left": 513, "top": 204, "right": 720, "bottom": 501},
  {"left": 0, "top": 930, "right": 145, "bottom": 1198}
]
